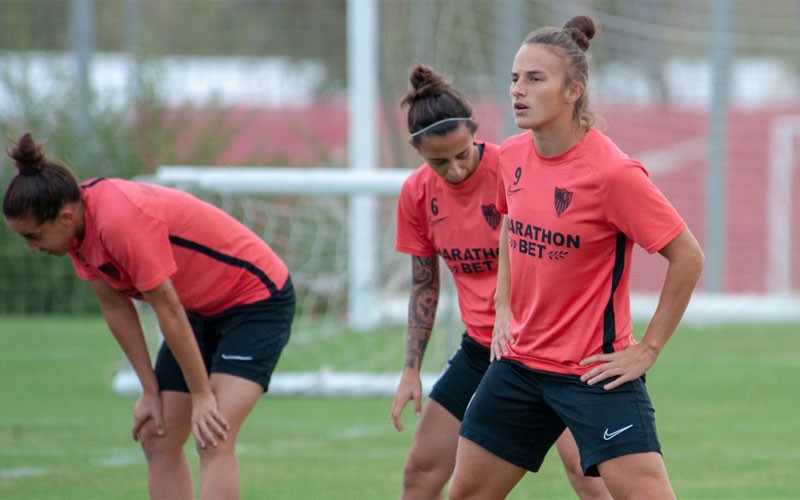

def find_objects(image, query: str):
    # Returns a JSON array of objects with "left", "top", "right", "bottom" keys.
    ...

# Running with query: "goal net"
[{"left": 113, "top": 166, "right": 461, "bottom": 397}]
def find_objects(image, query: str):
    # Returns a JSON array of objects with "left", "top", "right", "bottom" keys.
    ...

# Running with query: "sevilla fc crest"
[
  {"left": 554, "top": 187, "right": 573, "bottom": 216},
  {"left": 482, "top": 204, "right": 501, "bottom": 230}
]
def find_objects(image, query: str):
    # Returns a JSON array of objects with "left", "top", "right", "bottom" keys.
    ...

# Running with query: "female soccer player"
[
  {"left": 448, "top": 16, "right": 704, "bottom": 500},
  {"left": 391, "top": 63, "right": 611, "bottom": 499},
  {"left": 3, "top": 133, "right": 295, "bottom": 499}
]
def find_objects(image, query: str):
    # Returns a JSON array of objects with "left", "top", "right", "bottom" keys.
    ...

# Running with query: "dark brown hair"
[
  {"left": 523, "top": 15, "right": 598, "bottom": 130},
  {"left": 400, "top": 63, "right": 478, "bottom": 145},
  {"left": 3, "top": 133, "right": 81, "bottom": 224}
]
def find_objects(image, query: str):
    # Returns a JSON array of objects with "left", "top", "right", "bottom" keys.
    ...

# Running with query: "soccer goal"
[
  {"left": 112, "top": 164, "right": 800, "bottom": 398},
  {"left": 113, "top": 166, "right": 459, "bottom": 397}
]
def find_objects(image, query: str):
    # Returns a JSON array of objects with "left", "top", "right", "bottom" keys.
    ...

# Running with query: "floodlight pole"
[
  {"left": 347, "top": 0, "right": 379, "bottom": 330},
  {"left": 69, "top": 0, "right": 94, "bottom": 137},
  {"left": 706, "top": 0, "right": 732, "bottom": 293}
]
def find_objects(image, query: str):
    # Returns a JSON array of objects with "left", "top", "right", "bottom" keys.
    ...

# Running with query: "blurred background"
[
  {"left": 0, "top": 1, "right": 798, "bottom": 360},
  {"left": 1, "top": 4, "right": 798, "bottom": 496}
]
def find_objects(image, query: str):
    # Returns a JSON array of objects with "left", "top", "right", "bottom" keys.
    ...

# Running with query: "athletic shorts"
[
  {"left": 460, "top": 358, "right": 661, "bottom": 476},
  {"left": 428, "top": 333, "right": 490, "bottom": 421},
  {"left": 154, "top": 276, "right": 295, "bottom": 393}
]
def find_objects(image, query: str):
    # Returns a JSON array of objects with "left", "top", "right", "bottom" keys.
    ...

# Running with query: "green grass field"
[{"left": 0, "top": 315, "right": 798, "bottom": 499}]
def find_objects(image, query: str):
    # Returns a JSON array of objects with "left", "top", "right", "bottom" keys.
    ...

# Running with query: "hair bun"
[
  {"left": 8, "top": 133, "right": 45, "bottom": 177},
  {"left": 563, "top": 16, "right": 597, "bottom": 51}
]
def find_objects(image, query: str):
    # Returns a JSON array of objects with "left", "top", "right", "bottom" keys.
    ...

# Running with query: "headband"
[{"left": 410, "top": 117, "right": 474, "bottom": 138}]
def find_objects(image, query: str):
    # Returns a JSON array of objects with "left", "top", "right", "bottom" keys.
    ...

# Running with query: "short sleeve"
[
  {"left": 98, "top": 202, "right": 177, "bottom": 292},
  {"left": 602, "top": 160, "right": 686, "bottom": 254},
  {"left": 395, "top": 174, "right": 436, "bottom": 257}
]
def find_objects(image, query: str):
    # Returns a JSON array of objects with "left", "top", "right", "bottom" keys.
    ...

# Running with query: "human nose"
[{"left": 510, "top": 80, "right": 523, "bottom": 98}]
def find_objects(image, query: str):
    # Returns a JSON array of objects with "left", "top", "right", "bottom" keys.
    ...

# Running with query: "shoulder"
[
  {"left": 85, "top": 179, "right": 167, "bottom": 234},
  {"left": 498, "top": 132, "right": 531, "bottom": 155},
  {"left": 583, "top": 129, "right": 649, "bottom": 181},
  {"left": 402, "top": 162, "right": 437, "bottom": 191},
  {"left": 481, "top": 140, "right": 501, "bottom": 156}
]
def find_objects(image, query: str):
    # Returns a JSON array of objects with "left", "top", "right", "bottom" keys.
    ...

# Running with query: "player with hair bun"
[
  {"left": 448, "top": 16, "right": 704, "bottom": 499},
  {"left": 391, "top": 63, "right": 611, "bottom": 499},
  {"left": 3, "top": 133, "right": 295, "bottom": 499}
]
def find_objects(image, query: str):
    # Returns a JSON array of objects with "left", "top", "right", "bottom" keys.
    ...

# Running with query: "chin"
[{"left": 514, "top": 117, "right": 532, "bottom": 129}]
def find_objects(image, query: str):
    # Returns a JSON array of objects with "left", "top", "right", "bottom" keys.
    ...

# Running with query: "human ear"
[
  {"left": 56, "top": 207, "right": 76, "bottom": 226},
  {"left": 566, "top": 82, "right": 584, "bottom": 104}
]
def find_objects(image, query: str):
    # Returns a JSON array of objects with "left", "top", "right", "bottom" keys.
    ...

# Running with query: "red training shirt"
[
  {"left": 396, "top": 142, "right": 502, "bottom": 348},
  {"left": 69, "top": 178, "right": 289, "bottom": 316},
  {"left": 496, "top": 129, "right": 686, "bottom": 375}
]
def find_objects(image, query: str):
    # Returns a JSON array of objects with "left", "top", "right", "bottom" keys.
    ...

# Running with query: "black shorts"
[
  {"left": 428, "top": 333, "right": 490, "bottom": 421},
  {"left": 154, "top": 277, "right": 295, "bottom": 393},
  {"left": 460, "top": 358, "right": 661, "bottom": 476}
]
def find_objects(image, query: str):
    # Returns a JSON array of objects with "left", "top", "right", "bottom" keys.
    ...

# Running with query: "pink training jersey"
[
  {"left": 69, "top": 178, "right": 289, "bottom": 316},
  {"left": 396, "top": 142, "right": 502, "bottom": 348},
  {"left": 496, "top": 129, "right": 686, "bottom": 376}
]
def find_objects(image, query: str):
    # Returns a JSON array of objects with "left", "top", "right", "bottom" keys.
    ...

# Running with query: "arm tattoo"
[{"left": 405, "top": 256, "right": 439, "bottom": 369}]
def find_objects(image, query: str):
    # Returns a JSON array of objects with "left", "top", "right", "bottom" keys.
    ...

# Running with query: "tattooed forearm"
[{"left": 405, "top": 256, "right": 439, "bottom": 369}]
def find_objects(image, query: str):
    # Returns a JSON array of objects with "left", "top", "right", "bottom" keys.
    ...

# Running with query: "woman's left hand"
[
  {"left": 579, "top": 342, "right": 659, "bottom": 390},
  {"left": 191, "top": 393, "right": 230, "bottom": 448}
]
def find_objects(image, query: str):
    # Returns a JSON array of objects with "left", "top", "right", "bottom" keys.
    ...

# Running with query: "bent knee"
[
  {"left": 138, "top": 426, "right": 186, "bottom": 458},
  {"left": 195, "top": 438, "right": 237, "bottom": 461}
]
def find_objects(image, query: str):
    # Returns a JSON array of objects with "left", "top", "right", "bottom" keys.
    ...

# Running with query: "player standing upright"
[
  {"left": 391, "top": 63, "right": 611, "bottom": 499},
  {"left": 448, "top": 16, "right": 704, "bottom": 499}
]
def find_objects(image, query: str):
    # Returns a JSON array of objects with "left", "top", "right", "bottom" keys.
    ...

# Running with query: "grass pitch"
[{"left": 0, "top": 315, "right": 798, "bottom": 499}]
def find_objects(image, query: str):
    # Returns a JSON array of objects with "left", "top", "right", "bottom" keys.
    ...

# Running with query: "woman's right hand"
[
  {"left": 390, "top": 370, "right": 422, "bottom": 432},
  {"left": 132, "top": 390, "right": 165, "bottom": 441},
  {"left": 491, "top": 304, "right": 514, "bottom": 361}
]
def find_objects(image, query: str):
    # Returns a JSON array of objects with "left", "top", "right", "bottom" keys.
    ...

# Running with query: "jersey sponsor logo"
[
  {"left": 482, "top": 204, "right": 501, "bottom": 230},
  {"left": 554, "top": 186, "right": 573, "bottom": 216},
  {"left": 506, "top": 185, "right": 524, "bottom": 196},
  {"left": 506, "top": 218, "right": 580, "bottom": 260},
  {"left": 437, "top": 246, "right": 499, "bottom": 274},
  {"left": 428, "top": 216, "right": 449, "bottom": 226},
  {"left": 98, "top": 262, "right": 122, "bottom": 281},
  {"left": 603, "top": 424, "right": 634, "bottom": 441}
]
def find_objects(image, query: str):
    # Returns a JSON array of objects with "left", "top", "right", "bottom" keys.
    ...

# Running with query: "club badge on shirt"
[{"left": 554, "top": 187, "right": 573, "bottom": 216}]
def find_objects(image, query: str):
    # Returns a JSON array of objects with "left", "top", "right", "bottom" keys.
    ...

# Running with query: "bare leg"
[
  {"left": 448, "top": 437, "right": 526, "bottom": 500},
  {"left": 401, "top": 399, "right": 460, "bottom": 500},
  {"left": 137, "top": 390, "right": 194, "bottom": 500},
  {"left": 196, "top": 373, "right": 264, "bottom": 500},
  {"left": 597, "top": 452, "right": 675, "bottom": 500},
  {"left": 555, "top": 429, "right": 612, "bottom": 500}
]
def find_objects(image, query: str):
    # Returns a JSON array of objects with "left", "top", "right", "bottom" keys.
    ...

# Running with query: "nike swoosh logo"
[
  {"left": 603, "top": 424, "right": 634, "bottom": 441},
  {"left": 221, "top": 354, "right": 254, "bottom": 361},
  {"left": 428, "top": 216, "right": 449, "bottom": 226},
  {"left": 506, "top": 186, "right": 524, "bottom": 196}
]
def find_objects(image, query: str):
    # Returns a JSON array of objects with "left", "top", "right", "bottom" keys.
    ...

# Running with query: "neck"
[
  {"left": 531, "top": 122, "right": 586, "bottom": 157},
  {"left": 72, "top": 201, "right": 86, "bottom": 241}
]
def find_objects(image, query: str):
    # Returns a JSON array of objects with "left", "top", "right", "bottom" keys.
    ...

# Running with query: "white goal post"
[{"left": 111, "top": 165, "right": 800, "bottom": 398}]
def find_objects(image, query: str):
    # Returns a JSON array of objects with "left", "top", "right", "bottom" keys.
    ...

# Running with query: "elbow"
[
  {"left": 687, "top": 244, "right": 706, "bottom": 284},
  {"left": 693, "top": 244, "right": 706, "bottom": 272}
]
